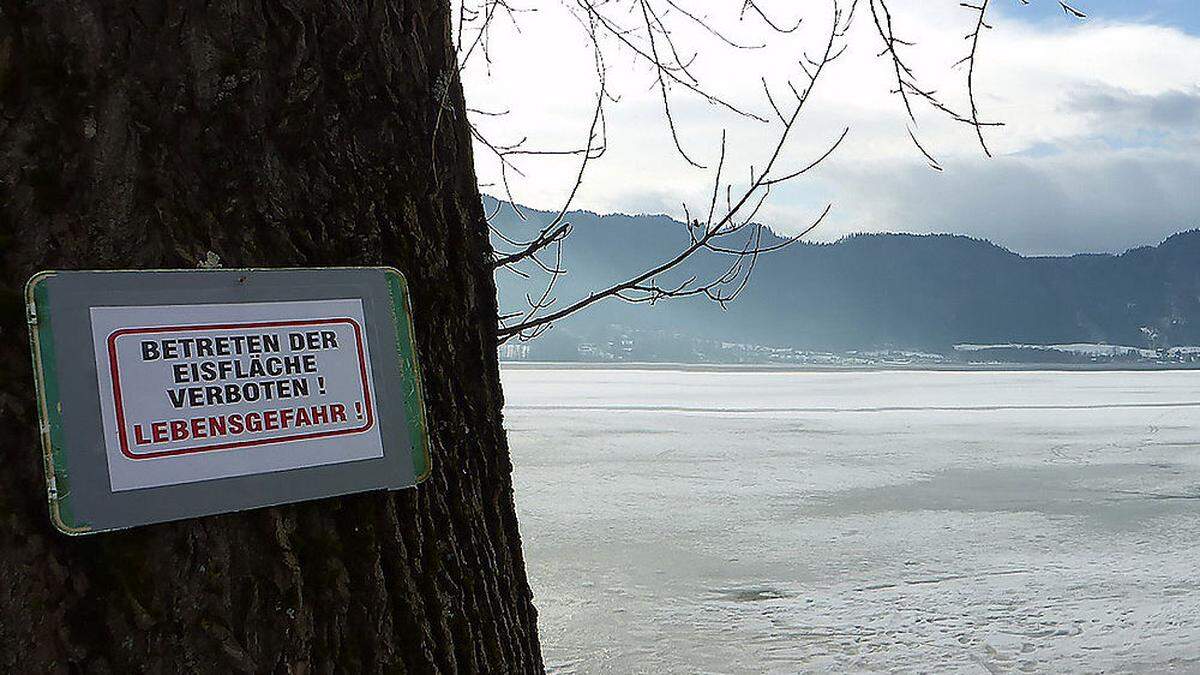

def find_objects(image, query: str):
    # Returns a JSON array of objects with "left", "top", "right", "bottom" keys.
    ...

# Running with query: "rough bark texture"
[{"left": 0, "top": 1, "right": 542, "bottom": 672}]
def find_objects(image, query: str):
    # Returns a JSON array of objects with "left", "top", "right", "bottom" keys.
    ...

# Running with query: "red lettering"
[
  {"left": 190, "top": 418, "right": 207, "bottom": 439},
  {"left": 312, "top": 405, "right": 329, "bottom": 425},
  {"left": 331, "top": 403, "right": 347, "bottom": 423},
  {"left": 126, "top": 400, "right": 368, "bottom": 457}
]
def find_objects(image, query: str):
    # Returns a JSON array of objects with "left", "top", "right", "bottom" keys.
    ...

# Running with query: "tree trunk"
[{"left": 0, "top": 1, "right": 542, "bottom": 672}]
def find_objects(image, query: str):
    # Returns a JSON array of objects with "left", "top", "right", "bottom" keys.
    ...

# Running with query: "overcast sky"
[{"left": 460, "top": 1, "right": 1200, "bottom": 255}]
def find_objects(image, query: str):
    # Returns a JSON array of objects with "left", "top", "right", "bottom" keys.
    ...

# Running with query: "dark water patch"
[
  {"left": 801, "top": 463, "right": 1200, "bottom": 530},
  {"left": 712, "top": 586, "right": 792, "bottom": 603}
]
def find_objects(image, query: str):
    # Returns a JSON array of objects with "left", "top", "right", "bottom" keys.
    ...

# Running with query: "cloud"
[
  {"left": 460, "top": 2, "right": 1200, "bottom": 254},
  {"left": 813, "top": 147, "right": 1200, "bottom": 255},
  {"left": 1064, "top": 84, "right": 1200, "bottom": 131}
]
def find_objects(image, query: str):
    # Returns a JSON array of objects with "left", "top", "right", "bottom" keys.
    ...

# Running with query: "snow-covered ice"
[{"left": 502, "top": 367, "right": 1200, "bottom": 674}]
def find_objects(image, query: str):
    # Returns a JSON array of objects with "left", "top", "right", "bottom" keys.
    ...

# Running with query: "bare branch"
[
  {"left": 871, "top": 0, "right": 1083, "bottom": 162},
  {"left": 469, "top": 0, "right": 1087, "bottom": 344},
  {"left": 498, "top": 1, "right": 852, "bottom": 342}
]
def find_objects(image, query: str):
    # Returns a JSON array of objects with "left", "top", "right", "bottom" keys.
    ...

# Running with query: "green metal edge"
[
  {"left": 383, "top": 268, "right": 432, "bottom": 484},
  {"left": 25, "top": 266, "right": 429, "bottom": 535},
  {"left": 26, "top": 272, "right": 91, "bottom": 535}
]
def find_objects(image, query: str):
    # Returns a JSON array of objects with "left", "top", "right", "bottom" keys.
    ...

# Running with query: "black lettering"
[
  {"left": 196, "top": 337, "right": 214, "bottom": 358},
  {"left": 141, "top": 341, "right": 160, "bottom": 361}
]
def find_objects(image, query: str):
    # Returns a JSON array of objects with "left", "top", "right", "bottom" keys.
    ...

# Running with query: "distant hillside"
[{"left": 489, "top": 198, "right": 1200, "bottom": 358}]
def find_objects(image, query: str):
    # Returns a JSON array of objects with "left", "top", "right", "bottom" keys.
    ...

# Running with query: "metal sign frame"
[{"left": 26, "top": 267, "right": 431, "bottom": 535}]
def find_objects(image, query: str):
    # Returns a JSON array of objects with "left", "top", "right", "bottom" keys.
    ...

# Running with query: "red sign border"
[{"left": 107, "top": 317, "right": 375, "bottom": 460}]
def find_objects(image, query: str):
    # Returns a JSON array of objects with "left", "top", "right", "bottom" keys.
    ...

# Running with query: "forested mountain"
[{"left": 490, "top": 198, "right": 1200, "bottom": 356}]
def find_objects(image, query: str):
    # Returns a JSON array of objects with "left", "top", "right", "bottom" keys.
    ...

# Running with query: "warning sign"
[
  {"left": 28, "top": 267, "right": 428, "bottom": 534},
  {"left": 91, "top": 299, "right": 384, "bottom": 491}
]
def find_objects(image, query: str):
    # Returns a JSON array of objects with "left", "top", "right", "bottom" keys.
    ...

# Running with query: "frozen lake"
[{"left": 501, "top": 367, "right": 1200, "bottom": 674}]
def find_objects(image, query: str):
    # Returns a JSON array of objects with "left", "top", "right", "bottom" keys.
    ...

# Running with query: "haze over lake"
[{"left": 503, "top": 366, "right": 1200, "bottom": 673}]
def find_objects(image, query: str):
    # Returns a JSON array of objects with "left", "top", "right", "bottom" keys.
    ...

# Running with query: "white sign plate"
[{"left": 90, "top": 299, "right": 383, "bottom": 491}]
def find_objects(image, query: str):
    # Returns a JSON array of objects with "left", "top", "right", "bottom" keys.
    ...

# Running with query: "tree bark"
[{"left": 0, "top": 1, "right": 542, "bottom": 672}]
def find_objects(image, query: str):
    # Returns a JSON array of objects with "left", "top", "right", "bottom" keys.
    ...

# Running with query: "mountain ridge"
[
  {"left": 488, "top": 195, "right": 1198, "bottom": 259},
  {"left": 488, "top": 196, "right": 1200, "bottom": 358}
]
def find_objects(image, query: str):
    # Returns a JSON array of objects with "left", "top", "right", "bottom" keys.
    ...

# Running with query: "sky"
[{"left": 459, "top": 1, "right": 1200, "bottom": 255}]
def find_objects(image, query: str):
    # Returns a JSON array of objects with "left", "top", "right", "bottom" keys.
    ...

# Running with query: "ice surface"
[{"left": 502, "top": 368, "right": 1200, "bottom": 674}]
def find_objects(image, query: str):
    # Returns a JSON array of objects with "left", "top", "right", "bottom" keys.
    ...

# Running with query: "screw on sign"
[{"left": 26, "top": 268, "right": 431, "bottom": 535}]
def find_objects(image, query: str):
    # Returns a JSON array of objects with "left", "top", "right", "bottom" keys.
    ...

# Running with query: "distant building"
[
  {"left": 498, "top": 343, "right": 531, "bottom": 361},
  {"left": 619, "top": 335, "right": 634, "bottom": 353}
]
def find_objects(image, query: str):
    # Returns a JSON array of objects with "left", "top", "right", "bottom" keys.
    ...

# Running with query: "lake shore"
[{"left": 501, "top": 360, "right": 1200, "bottom": 373}]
